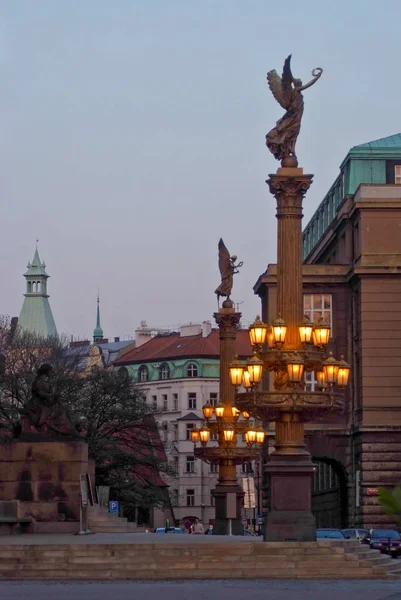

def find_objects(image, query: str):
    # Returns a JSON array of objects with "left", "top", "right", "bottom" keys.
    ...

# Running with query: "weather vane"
[{"left": 265, "top": 55, "right": 323, "bottom": 165}]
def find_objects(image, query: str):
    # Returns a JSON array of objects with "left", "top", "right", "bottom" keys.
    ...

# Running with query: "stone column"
[
  {"left": 211, "top": 299, "right": 244, "bottom": 535},
  {"left": 264, "top": 166, "right": 316, "bottom": 541}
]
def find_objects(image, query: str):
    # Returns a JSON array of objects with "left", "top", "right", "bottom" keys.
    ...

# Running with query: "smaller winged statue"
[
  {"left": 266, "top": 55, "right": 323, "bottom": 162},
  {"left": 214, "top": 238, "right": 243, "bottom": 305}
]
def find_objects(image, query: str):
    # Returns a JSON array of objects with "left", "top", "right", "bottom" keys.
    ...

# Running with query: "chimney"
[
  {"left": 202, "top": 321, "right": 212, "bottom": 338},
  {"left": 135, "top": 321, "right": 153, "bottom": 348},
  {"left": 114, "top": 337, "right": 120, "bottom": 343},
  {"left": 180, "top": 323, "right": 202, "bottom": 337}
]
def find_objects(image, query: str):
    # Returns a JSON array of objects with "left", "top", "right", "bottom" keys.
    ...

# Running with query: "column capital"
[
  {"left": 214, "top": 310, "right": 241, "bottom": 335},
  {"left": 266, "top": 173, "right": 313, "bottom": 219}
]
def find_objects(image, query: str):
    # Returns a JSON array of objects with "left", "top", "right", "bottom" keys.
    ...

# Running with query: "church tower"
[
  {"left": 18, "top": 247, "right": 58, "bottom": 338},
  {"left": 93, "top": 294, "right": 104, "bottom": 342}
]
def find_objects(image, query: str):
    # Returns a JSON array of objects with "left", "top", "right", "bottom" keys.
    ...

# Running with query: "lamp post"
[
  {"left": 230, "top": 162, "right": 351, "bottom": 541},
  {"left": 193, "top": 299, "right": 264, "bottom": 535}
]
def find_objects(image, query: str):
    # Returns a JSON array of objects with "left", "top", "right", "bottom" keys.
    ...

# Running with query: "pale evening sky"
[{"left": 1, "top": 0, "right": 400, "bottom": 340}]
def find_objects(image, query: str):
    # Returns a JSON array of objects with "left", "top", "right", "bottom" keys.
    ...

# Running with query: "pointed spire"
[{"left": 93, "top": 293, "right": 104, "bottom": 342}]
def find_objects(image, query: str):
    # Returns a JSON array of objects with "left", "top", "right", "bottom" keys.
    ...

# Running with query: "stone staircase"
[
  {"left": 87, "top": 505, "right": 138, "bottom": 533},
  {"left": 0, "top": 540, "right": 399, "bottom": 580}
]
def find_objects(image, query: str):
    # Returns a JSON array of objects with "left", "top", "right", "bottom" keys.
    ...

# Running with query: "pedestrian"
[{"left": 190, "top": 518, "right": 204, "bottom": 534}]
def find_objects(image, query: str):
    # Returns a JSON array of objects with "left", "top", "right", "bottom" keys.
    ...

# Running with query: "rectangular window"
[
  {"left": 162, "top": 394, "right": 168, "bottom": 411},
  {"left": 186, "top": 423, "right": 194, "bottom": 440},
  {"left": 186, "top": 489, "right": 195, "bottom": 507},
  {"left": 186, "top": 455, "right": 195, "bottom": 473},
  {"left": 209, "top": 393, "right": 218, "bottom": 407},
  {"left": 303, "top": 294, "right": 332, "bottom": 329},
  {"left": 151, "top": 395, "right": 157, "bottom": 410},
  {"left": 210, "top": 463, "right": 219, "bottom": 474},
  {"left": 211, "top": 432, "right": 219, "bottom": 442},
  {"left": 172, "top": 423, "right": 178, "bottom": 442},
  {"left": 188, "top": 393, "right": 197, "bottom": 410},
  {"left": 304, "top": 372, "right": 317, "bottom": 392},
  {"left": 241, "top": 462, "right": 253, "bottom": 474},
  {"left": 173, "top": 394, "right": 178, "bottom": 411},
  {"left": 395, "top": 165, "right": 401, "bottom": 184},
  {"left": 172, "top": 456, "right": 179, "bottom": 475}
]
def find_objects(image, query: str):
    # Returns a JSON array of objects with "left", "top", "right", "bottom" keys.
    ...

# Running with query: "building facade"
[
  {"left": 115, "top": 321, "right": 253, "bottom": 527},
  {"left": 255, "top": 133, "right": 401, "bottom": 529}
]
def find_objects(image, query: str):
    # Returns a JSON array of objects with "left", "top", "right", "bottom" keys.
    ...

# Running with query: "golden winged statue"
[
  {"left": 215, "top": 238, "right": 243, "bottom": 304},
  {"left": 266, "top": 55, "right": 323, "bottom": 163}
]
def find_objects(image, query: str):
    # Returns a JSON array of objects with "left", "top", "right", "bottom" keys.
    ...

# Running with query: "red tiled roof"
[{"left": 115, "top": 329, "right": 252, "bottom": 365}]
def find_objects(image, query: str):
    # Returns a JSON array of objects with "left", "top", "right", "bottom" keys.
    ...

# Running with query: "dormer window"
[
  {"left": 186, "top": 363, "right": 198, "bottom": 378},
  {"left": 160, "top": 363, "right": 170, "bottom": 380},
  {"left": 138, "top": 365, "right": 149, "bottom": 382}
]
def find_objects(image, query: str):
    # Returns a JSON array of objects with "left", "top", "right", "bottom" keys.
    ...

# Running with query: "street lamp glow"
[
  {"left": 272, "top": 315, "right": 287, "bottom": 347},
  {"left": 337, "top": 355, "right": 351, "bottom": 388},
  {"left": 287, "top": 354, "right": 305, "bottom": 384},
  {"left": 247, "top": 354, "right": 264, "bottom": 385},
  {"left": 223, "top": 426, "right": 235, "bottom": 443},
  {"left": 202, "top": 402, "right": 214, "bottom": 420},
  {"left": 315, "top": 369, "right": 327, "bottom": 390},
  {"left": 231, "top": 406, "right": 241, "bottom": 421},
  {"left": 229, "top": 356, "right": 244, "bottom": 386},
  {"left": 199, "top": 425, "right": 210, "bottom": 446},
  {"left": 299, "top": 316, "right": 314, "bottom": 344},
  {"left": 322, "top": 352, "right": 340, "bottom": 386},
  {"left": 190, "top": 428, "right": 200, "bottom": 444},
  {"left": 256, "top": 427, "right": 266, "bottom": 445},
  {"left": 313, "top": 320, "right": 331, "bottom": 347},
  {"left": 242, "top": 370, "right": 252, "bottom": 390},
  {"left": 215, "top": 402, "right": 225, "bottom": 420},
  {"left": 249, "top": 315, "right": 268, "bottom": 348},
  {"left": 245, "top": 428, "right": 257, "bottom": 446}
]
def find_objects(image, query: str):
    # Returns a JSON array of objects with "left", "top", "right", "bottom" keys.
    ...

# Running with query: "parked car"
[
  {"left": 154, "top": 527, "right": 183, "bottom": 534},
  {"left": 362, "top": 529, "right": 401, "bottom": 558},
  {"left": 316, "top": 529, "right": 346, "bottom": 539},
  {"left": 341, "top": 528, "right": 369, "bottom": 542}
]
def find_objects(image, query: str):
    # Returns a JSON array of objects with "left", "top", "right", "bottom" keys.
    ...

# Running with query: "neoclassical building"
[
  {"left": 115, "top": 322, "right": 252, "bottom": 526},
  {"left": 255, "top": 132, "right": 401, "bottom": 529}
]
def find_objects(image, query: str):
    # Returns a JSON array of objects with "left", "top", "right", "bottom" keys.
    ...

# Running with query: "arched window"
[
  {"left": 138, "top": 365, "right": 149, "bottom": 382},
  {"left": 160, "top": 363, "right": 170, "bottom": 380},
  {"left": 27, "top": 282, "right": 32, "bottom": 293},
  {"left": 118, "top": 366, "right": 129, "bottom": 381},
  {"left": 186, "top": 363, "right": 198, "bottom": 378}
]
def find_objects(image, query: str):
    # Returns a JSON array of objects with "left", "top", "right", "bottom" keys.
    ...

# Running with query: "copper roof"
[{"left": 115, "top": 329, "right": 252, "bottom": 365}]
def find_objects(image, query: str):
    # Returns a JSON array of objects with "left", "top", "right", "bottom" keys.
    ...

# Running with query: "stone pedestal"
[{"left": 0, "top": 441, "right": 88, "bottom": 533}]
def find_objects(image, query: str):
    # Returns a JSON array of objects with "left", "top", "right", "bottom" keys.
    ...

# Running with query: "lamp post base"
[
  {"left": 212, "top": 483, "right": 244, "bottom": 536},
  {"left": 264, "top": 455, "right": 316, "bottom": 542}
]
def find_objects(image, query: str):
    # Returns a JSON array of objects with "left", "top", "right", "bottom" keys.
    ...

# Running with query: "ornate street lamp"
[
  {"left": 313, "top": 319, "right": 331, "bottom": 347},
  {"left": 229, "top": 356, "right": 244, "bottom": 387},
  {"left": 199, "top": 425, "right": 210, "bottom": 447},
  {"left": 272, "top": 315, "right": 287, "bottom": 347},
  {"left": 202, "top": 402, "right": 214, "bottom": 421},
  {"left": 190, "top": 428, "right": 200, "bottom": 444},
  {"left": 298, "top": 316, "right": 314, "bottom": 345},
  {"left": 286, "top": 353, "right": 305, "bottom": 384},
  {"left": 247, "top": 354, "right": 264, "bottom": 385},
  {"left": 249, "top": 316, "right": 268, "bottom": 349},
  {"left": 322, "top": 352, "right": 340, "bottom": 387},
  {"left": 242, "top": 371, "right": 252, "bottom": 390},
  {"left": 215, "top": 402, "right": 225, "bottom": 420},
  {"left": 337, "top": 355, "right": 351, "bottom": 389}
]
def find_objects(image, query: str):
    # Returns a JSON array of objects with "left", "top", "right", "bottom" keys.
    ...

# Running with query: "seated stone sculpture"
[{"left": 19, "top": 364, "right": 80, "bottom": 439}]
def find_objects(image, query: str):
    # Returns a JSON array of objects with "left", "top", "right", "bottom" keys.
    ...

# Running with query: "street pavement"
[{"left": 1, "top": 580, "right": 401, "bottom": 600}]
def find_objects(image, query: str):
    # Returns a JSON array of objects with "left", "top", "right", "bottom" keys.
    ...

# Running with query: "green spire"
[
  {"left": 18, "top": 245, "right": 57, "bottom": 338},
  {"left": 93, "top": 294, "right": 104, "bottom": 342}
]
